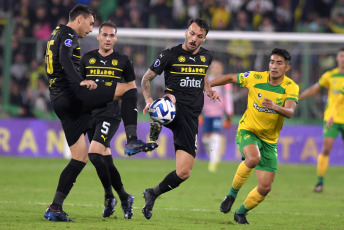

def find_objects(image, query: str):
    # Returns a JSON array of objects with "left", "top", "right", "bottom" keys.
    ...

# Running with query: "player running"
[
  {"left": 211, "top": 48, "right": 299, "bottom": 224},
  {"left": 141, "top": 18, "right": 219, "bottom": 219},
  {"left": 299, "top": 48, "right": 344, "bottom": 193}
]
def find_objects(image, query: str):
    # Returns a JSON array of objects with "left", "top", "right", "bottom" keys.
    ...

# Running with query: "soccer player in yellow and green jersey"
[
  {"left": 299, "top": 48, "right": 344, "bottom": 193},
  {"left": 326, "top": 86, "right": 344, "bottom": 129},
  {"left": 211, "top": 48, "right": 299, "bottom": 225}
]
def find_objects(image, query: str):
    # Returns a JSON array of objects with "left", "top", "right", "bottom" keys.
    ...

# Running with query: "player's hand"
[
  {"left": 143, "top": 97, "right": 154, "bottom": 115},
  {"left": 199, "top": 114, "right": 204, "bottom": 126},
  {"left": 223, "top": 114, "right": 231, "bottom": 128},
  {"left": 207, "top": 90, "right": 220, "bottom": 102},
  {"left": 262, "top": 97, "right": 276, "bottom": 110},
  {"left": 326, "top": 116, "right": 334, "bottom": 130},
  {"left": 80, "top": 80, "right": 97, "bottom": 90},
  {"left": 163, "top": 93, "right": 176, "bottom": 105}
]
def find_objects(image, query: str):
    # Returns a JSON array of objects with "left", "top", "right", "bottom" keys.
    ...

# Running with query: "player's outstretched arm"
[
  {"left": 141, "top": 69, "right": 158, "bottom": 114},
  {"left": 299, "top": 83, "right": 321, "bottom": 100},
  {"left": 204, "top": 74, "right": 220, "bottom": 102},
  {"left": 210, "top": 73, "right": 238, "bottom": 87},
  {"left": 262, "top": 98, "right": 296, "bottom": 118}
]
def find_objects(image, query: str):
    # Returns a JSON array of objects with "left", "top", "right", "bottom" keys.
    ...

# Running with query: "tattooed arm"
[{"left": 141, "top": 69, "right": 158, "bottom": 114}]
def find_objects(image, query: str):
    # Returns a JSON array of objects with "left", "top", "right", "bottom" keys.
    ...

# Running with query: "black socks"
[
  {"left": 153, "top": 170, "right": 185, "bottom": 196},
  {"left": 121, "top": 88, "right": 138, "bottom": 142}
]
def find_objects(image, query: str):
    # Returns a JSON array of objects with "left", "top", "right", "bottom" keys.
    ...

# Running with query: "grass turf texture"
[{"left": 0, "top": 157, "right": 343, "bottom": 230}]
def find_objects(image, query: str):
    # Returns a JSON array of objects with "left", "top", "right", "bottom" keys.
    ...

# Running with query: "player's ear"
[
  {"left": 285, "top": 64, "right": 291, "bottom": 72},
  {"left": 114, "top": 34, "right": 118, "bottom": 42},
  {"left": 97, "top": 34, "right": 100, "bottom": 41}
]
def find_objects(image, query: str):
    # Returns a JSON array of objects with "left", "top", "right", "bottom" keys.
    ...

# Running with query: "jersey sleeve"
[
  {"left": 149, "top": 49, "right": 171, "bottom": 75},
  {"left": 285, "top": 83, "right": 299, "bottom": 103},
  {"left": 318, "top": 72, "right": 330, "bottom": 88},
  {"left": 122, "top": 58, "right": 136, "bottom": 82},
  {"left": 79, "top": 55, "right": 87, "bottom": 80},
  {"left": 58, "top": 31, "right": 83, "bottom": 83},
  {"left": 237, "top": 71, "right": 255, "bottom": 88}
]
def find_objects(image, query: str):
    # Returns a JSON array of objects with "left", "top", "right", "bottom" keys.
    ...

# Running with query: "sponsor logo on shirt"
[
  {"left": 180, "top": 77, "right": 202, "bottom": 88},
  {"left": 244, "top": 71, "right": 250, "bottom": 78},
  {"left": 253, "top": 102, "right": 276, "bottom": 113}
]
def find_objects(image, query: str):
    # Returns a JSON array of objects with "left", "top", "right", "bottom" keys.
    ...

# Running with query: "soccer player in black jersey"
[
  {"left": 141, "top": 18, "right": 219, "bottom": 219},
  {"left": 43, "top": 5, "right": 155, "bottom": 222},
  {"left": 79, "top": 21, "right": 136, "bottom": 219}
]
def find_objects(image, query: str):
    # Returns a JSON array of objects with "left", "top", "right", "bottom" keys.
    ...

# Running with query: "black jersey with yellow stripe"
[
  {"left": 80, "top": 49, "right": 135, "bottom": 119},
  {"left": 150, "top": 44, "right": 212, "bottom": 115},
  {"left": 44, "top": 24, "right": 83, "bottom": 101}
]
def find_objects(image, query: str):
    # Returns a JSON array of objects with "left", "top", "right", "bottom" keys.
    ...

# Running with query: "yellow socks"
[
  {"left": 232, "top": 161, "right": 253, "bottom": 190},
  {"left": 237, "top": 187, "right": 266, "bottom": 213},
  {"left": 317, "top": 154, "right": 329, "bottom": 177}
]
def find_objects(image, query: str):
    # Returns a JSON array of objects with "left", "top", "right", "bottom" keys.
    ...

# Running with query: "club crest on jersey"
[
  {"left": 105, "top": 82, "right": 112, "bottom": 86},
  {"left": 200, "top": 56, "right": 206, "bottom": 62},
  {"left": 64, "top": 39, "right": 72, "bottom": 47},
  {"left": 89, "top": 58, "right": 96, "bottom": 64},
  {"left": 112, "top": 59, "right": 118, "bottom": 66},
  {"left": 154, "top": 59, "right": 161, "bottom": 67},
  {"left": 178, "top": 56, "right": 186, "bottom": 62},
  {"left": 244, "top": 71, "right": 250, "bottom": 78}
]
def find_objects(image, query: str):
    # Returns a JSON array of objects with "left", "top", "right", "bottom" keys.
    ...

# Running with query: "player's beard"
[{"left": 185, "top": 41, "right": 200, "bottom": 53}]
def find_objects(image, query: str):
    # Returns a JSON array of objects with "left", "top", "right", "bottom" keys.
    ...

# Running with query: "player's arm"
[
  {"left": 59, "top": 37, "right": 96, "bottom": 90},
  {"left": 210, "top": 73, "right": 238, "bottom": 87},
  {"left": 262, "top": 98, "right": 297, "bottom": 118},
  {"left": 141, "top": 68, "right": 158, "bottom": 114},
  {"left": 204, "top": 74, "right": 220, "bottom": 102},
  {"left": 298, "top": 83, "right": 321, "bottom": 100}
]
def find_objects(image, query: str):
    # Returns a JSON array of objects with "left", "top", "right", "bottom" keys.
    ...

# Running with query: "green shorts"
[
  {"left": 235, "top": 129, "right": 278, "bottom": 173},
  {"left": 323, "top": 122, "right": 344, "bottom": 140}
]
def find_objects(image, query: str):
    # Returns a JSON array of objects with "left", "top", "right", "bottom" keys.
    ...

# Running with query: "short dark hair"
[
  {"left": 338, "top": 48, "right": 344, "bottom": 53},
  {"left": 99, "top": 21, "right": 117, "bottom": 34},
  {"left": 188, "top": 18, "right": 210, "bottom": 35},
  {"left": 271, "top": 48, "right": 291, "bottom": 63},
  {"left": 69, "top": 4, "right": 95, "bottom": 22}
]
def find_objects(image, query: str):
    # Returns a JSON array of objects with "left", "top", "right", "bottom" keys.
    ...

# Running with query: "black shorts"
[
  {"left": 87, "top": 117, "right": 121, "bottom": 148},
  {"left": 164, "top": 103, "right": 199, "bottom": 158},
  {"left": 51, "top": 82, "right": 117, "bottom": 146}
]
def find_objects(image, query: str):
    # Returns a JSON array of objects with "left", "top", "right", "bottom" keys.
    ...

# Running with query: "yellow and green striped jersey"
[
  {"left": 318, "top": 68, "right": 344, "bottom": 124},
  {"left": 237, "top": 71, "right": 299, "bottom": 144}
]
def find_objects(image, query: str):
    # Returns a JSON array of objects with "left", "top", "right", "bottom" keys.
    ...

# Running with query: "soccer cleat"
[
  {"left": 149, "top": 122, "right": 162, "bottom": 142},
  {"left": 142, "top": 189, "right": 157, "bottom": 220},
  {"left": 44, "top": 206, "right": 74, "bottom": 222},
  {"left": 234, "top": 212, "right": 249, "bottom": 224},
  {"left": 220, "top": 195, "right": 235, "bottom": 213},
  {"left": 145, "top": 142, "right": 159, "bottom": 152},
  {"left": 121, "top": 194, "right": 134, "bottom": 219},
  {"left": 103, "top": 197, "right": 117, "bottom": 217},
  {"left": 313, "top": 183, "right": 323, "bottom": 193},
  {"left": 124, "top": 139, "right": 149, "bottom": 156}
]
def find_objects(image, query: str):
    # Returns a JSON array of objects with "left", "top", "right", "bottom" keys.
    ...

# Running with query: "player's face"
[
  {"left": 97, "top": 26, "right": 117, "bottom": 52},
  {"left": 183, "top": 22, "right": 206, "bottom": 54},
  {"left": 269, "top": 54, "right": 290, "bottom": 79},
  {"left": 78, "top": 14, "right": 94, "bottom": 38},
  {"left": 336, "top": 51, "right": 344, "bottom": 68}
]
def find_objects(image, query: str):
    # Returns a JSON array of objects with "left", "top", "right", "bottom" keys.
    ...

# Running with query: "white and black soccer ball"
[{"left": 149, "top": 98, "right": 176, "bottom": 125}]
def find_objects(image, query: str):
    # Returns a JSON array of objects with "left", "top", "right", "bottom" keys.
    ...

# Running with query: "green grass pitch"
[{"left": 0, "top": 157, "right": 343, "bottom": 229}]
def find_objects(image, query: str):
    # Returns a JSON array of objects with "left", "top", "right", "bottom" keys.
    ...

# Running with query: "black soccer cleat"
[
  {"left": 103, "top": 197, "right": 117, "bottom": 217},
  {"left": 124, "top": 139, "right": 149, "bottom": 156},
  {"left": 121, "top": 194, "right": 134, "bottom": 219},
  {"left": 142, "top": 189, "right": 157, "bottom": 220},
  {"left": 220, "top": 195, "right": 235, "bottom": 213},
  {"left": 149, "top": 122, "right": 162, "bottom": 142},
  {"left": 313, "top": 183, "right": 323, "bottom": 193},
  {"left": 44, "top": 206, "right": 74, "bottom": 222},
  {"left": 234, "top": 212, "right": 249, "bottom": 224},
  {"left": 145, "top": 142, "right": 159, "bottom": 152}
]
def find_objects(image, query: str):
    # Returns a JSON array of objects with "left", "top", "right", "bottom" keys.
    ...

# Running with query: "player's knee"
[
  {"left": 177, "top": 169, "right": 191, "bottom": 180},
  {"left": 245, "top": 156, "right": 260, "bottom": 168},
  {"left": 257, "top": 185, "right": 272, "bottom": 196},
  {"left": 321, "top": 148, "right": 331, "bottom": 156}
]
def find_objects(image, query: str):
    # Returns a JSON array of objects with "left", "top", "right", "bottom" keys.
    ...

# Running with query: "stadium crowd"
[{"left": 0, "top": 0, "right": 343, "bottom": 118}]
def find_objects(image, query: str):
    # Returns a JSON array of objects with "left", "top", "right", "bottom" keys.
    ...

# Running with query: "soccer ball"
[{"left": 149, "top": 98, "right": 176, "bottom": 125}]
